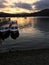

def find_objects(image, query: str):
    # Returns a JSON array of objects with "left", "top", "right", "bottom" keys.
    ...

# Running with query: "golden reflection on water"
[
  {"left": 0, "top": 17, "right": 46, "bottom": 39},
  {"left": 11, "top": 17, "right": 31, "bottom": 26},
  {"left": 0, "top": 17, "right": 36, "bottom": 33},
  {"left": 11, "top": 17, "right": 36, "bottom": 34}
]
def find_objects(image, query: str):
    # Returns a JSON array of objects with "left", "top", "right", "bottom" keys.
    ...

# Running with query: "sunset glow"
[
  {"left": 11, "top": 17, "right": 31, "bottom": 26},
  {"left": 0, "top": 0, "right": 38, "bottom": 13}
]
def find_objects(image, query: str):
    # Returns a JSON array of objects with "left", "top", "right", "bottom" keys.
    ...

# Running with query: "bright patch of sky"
[{"left": 0, "top": 0, "right": 49, "bottom": 13}]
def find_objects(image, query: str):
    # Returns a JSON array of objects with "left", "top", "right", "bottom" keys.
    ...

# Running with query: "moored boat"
[
  {"left": 10, "top": 21, "right": 19, "bottom": 39},
  {"left": 0, "top": 24, "right": 10, "bottom": 40}
]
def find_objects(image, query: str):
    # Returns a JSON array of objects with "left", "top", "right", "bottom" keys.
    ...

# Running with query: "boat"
[
  {"left": 0, "top": 17, "right": 11, "bottom": 40},
  {"left": 10, "top": 21, "right": 19, "bottom": 39},
  {"left": 0, "top": 24, "right": 10, "bottom": 40}
]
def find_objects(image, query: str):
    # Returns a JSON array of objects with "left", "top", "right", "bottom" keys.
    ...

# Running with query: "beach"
[{"left": 0, "top": 49, "right": 49, "bottom": 65}]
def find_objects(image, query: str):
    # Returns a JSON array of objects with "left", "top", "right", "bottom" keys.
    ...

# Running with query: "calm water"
[{"left": 1, "top": 17, "right": 49, "bottom": 49}]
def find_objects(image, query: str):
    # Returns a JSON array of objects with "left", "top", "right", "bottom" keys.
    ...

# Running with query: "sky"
[{"left": 0, "top": 0, "right": 49, "bottom": 13}]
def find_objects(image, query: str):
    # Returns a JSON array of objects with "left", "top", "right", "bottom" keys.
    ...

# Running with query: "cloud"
[
  {"left": 0, "top": 3, "right": 6, "bottom": 8},
  {"left": 32, "top": 0, "right": 49, "bottom": 10},
  {"left": 0, "top": 0, "right": 7, "bottom": 8},
  {"left": 12, "top": 2, "right": 32, "bottom": 10},
  {"left": 0, "top": 0, "right": 6, "bottom": 2}
]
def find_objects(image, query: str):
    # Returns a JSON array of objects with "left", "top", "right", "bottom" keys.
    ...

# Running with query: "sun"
[{"left": 32, "top": 5, "right": 36, "bottom": 9}]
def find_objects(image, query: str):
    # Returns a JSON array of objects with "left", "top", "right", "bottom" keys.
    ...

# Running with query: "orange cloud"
[
  {"left": 0, "top": 0, "right": 37, "bottom": 13},
  {"left": 1, "top": 7, "right": 31, "bottom": 13}
]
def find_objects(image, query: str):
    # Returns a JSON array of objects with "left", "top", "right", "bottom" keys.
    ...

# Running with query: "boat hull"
[
  {"left": 10, "top": 30, "right": 19, "bottom": 39},
  {"left": 0, "top": 31, "right": 10, "bottom": 40}
]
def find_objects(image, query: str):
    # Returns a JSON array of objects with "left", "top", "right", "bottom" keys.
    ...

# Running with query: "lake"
[{"left": 0, "top": 17, "right": 49, "bottom": 51}]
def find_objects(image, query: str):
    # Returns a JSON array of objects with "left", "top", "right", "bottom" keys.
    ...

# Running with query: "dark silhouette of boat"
[
  {"left": 10, "top": 21, "right": 19, "bottom": 39},
  {"left": 0, "top": 24, "right": 10, "bottom": 40},
  {"left": 0, "top": 18, "right": 11, "bottom": 40}
]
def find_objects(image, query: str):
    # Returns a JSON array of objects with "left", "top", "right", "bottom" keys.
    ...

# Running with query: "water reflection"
[
  {"left": 11, "top": 17, "right": 31, "bottom": 27},
  {"left": 33, "top": 17, "right": 49, "bottom": 32},
  {"left": 0, "top": 17, "right": 49, "bottom": 49},
  {"left": 0, "top": 17, "right": 49, "bottom": 36},
  {"left": 0, "top": 17, "right": 49, "bottom": 35}
]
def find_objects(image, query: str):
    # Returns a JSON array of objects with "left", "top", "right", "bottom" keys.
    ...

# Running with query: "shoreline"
[{"left": 0, "top": 49, "right": 49, "bottom": 65}]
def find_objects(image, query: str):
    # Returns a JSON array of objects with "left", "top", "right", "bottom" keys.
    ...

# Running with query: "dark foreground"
[{"left": 0, "top": 49, "right": 49, "bottom": 65}]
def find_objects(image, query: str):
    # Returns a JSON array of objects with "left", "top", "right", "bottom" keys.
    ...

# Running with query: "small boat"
[
  {"left": 10, "top": 21, "right": 19, "bottom": 39},
  {"left": 0, "top": 17, "right": 11, "bottom": 40},
  {"left": 0, "top": 24, "right": 10, "bottom": 40}
]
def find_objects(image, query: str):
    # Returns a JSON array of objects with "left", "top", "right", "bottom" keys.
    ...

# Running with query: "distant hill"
[
  {"left": 0, "top": 9, "right": 49, "bottom": 17},
  {"left": 0, "top": 12, "right": 30, "bottom": 17},
  {"left": 0, "top": 12, "right": 11, "bottom": 17},
  {"left": 30, "top": 9, "right": 49, "bottom": 16}
]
